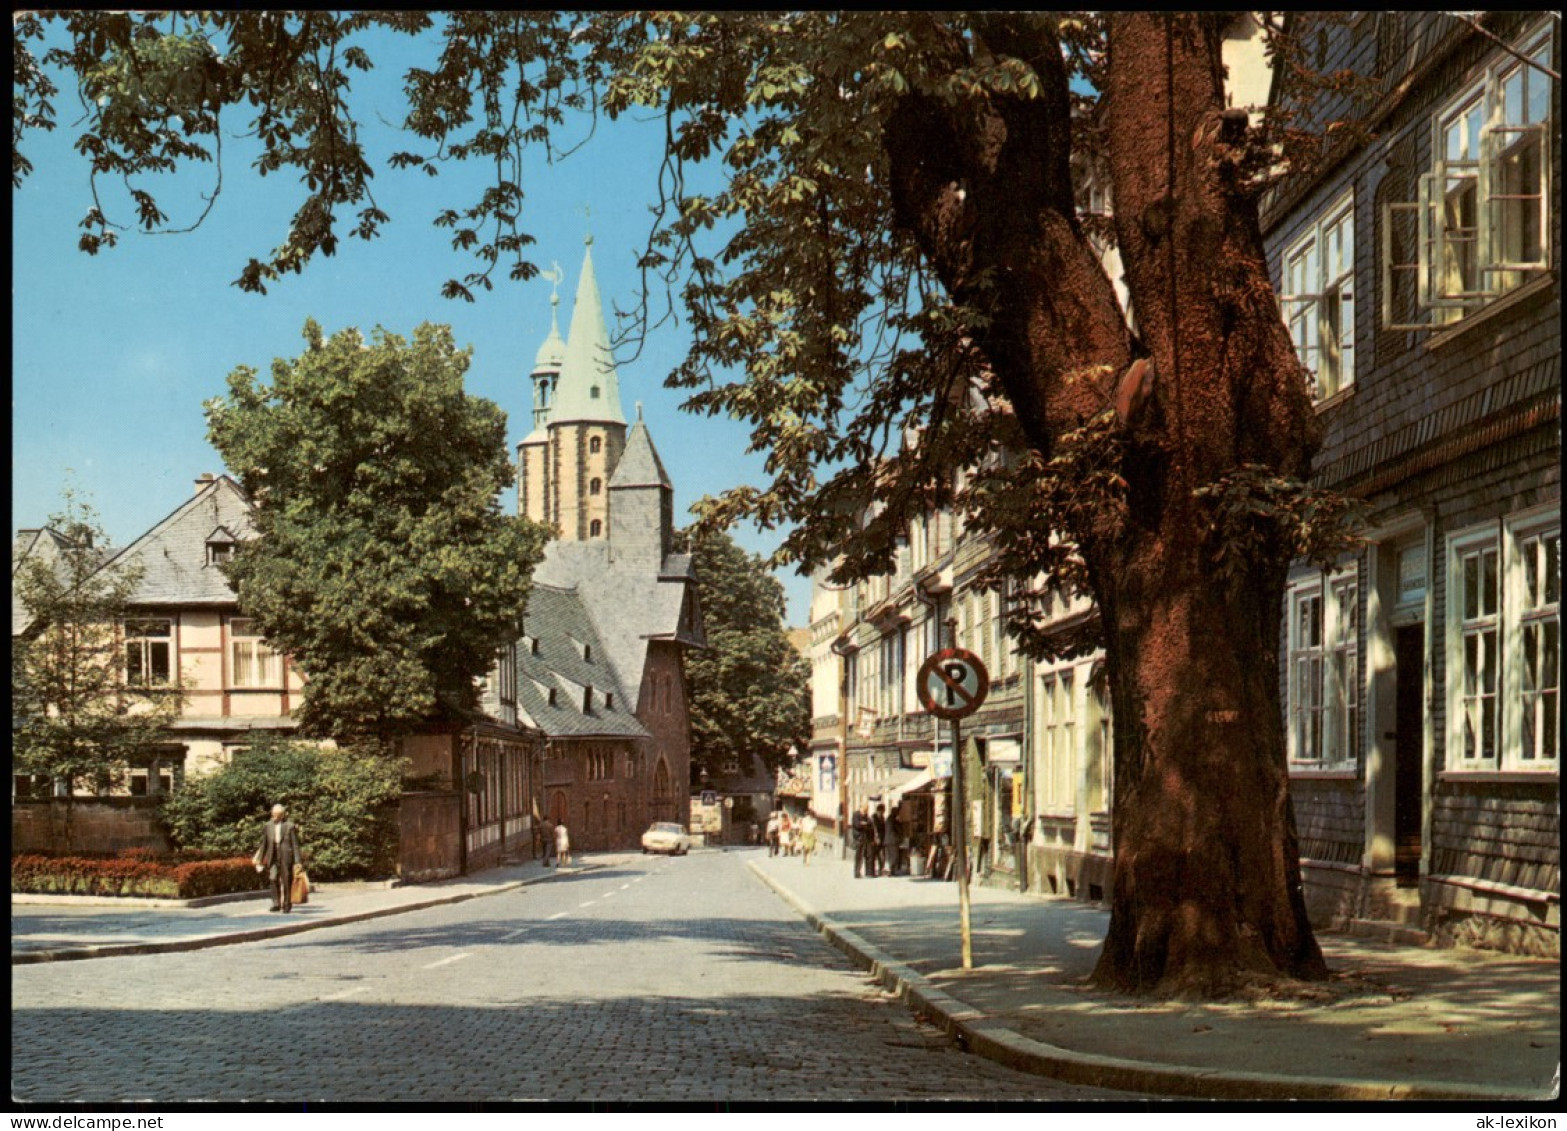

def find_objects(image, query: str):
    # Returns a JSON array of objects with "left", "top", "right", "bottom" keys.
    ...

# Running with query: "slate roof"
[
  {"left": 533, "top": 540, "right": 704, "bottom": 718},
  {"left": 11, "top": 528, "right": 93, "bottom": 635},
  {"left": 516, "top": 583, "right": 648, "bottom": 738},
  {"left": 608, "top": 417, "right": 672, "bottom": 489},
  {"left": 99, "top": 476, "right": 258, "bottom": 607}
]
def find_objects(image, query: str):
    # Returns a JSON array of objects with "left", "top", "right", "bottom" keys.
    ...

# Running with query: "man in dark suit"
[
  {"left": 871, "top": 804, "right": 888, "bottom": 877},
  {"left": 254, "top": 803, "right": 304, "bottom": 912},
  {"left": 852, "top": 802, "right": 877, "bottom": 878}
]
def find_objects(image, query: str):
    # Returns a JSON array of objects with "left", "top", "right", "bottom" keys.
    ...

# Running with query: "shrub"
[
  {"left": 159, "top": 735, "right": 403, "bottom": 881},
  {"left": 10, "top": 850, "right": 261, "bottom": 899},
  {"left": 172, "top": 859, "right": 264, "bottom": 899}
]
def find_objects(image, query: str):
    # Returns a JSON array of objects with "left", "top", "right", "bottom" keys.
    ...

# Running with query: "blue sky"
[{"left": 11, "top": 27, "right": 814, "bottom": 624}]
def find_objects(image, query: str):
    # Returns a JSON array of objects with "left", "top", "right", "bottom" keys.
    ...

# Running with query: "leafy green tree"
[
  {"left": 15, "top": 11, "right": 1393, "bottom": 995},
  {"left": 159, "top": 734, "right": 403, "bottom": 880},
  {"left": 682, "top": 529, "right": 810, "bottom": 786},
  {"left": 204, "top": 319, "right": 550, "bottom": 744},
  {"left": 12, "top": 490, "right": 185, "bottom": 846}
]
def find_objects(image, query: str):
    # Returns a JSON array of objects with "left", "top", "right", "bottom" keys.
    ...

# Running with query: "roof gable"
[{"left": 101, "top": 476, "right": 257, "bottom": 607}]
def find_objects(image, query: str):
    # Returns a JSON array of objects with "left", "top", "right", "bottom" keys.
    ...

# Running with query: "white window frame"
[
  {"left": 1286, "top": 565, "right": 1360, "bottom": 770},
  {"left": 1448, "top": 525, "right": 1503, "bottom": 768},
  {"left": 1446, "top": 510, "right": 1560, "bottom": 773},
  {"left": 1383, "top": 22, "right": 1554, "bottom": 330},
  {"left": 1280, "top": 189, "right": 1356, "bottom": 401},
  {"left": 229, "top": 617, "right": 283, "bottom": 690},
  {"left": 1504, "top": 510, "right": 1560, "bottom": 769}
]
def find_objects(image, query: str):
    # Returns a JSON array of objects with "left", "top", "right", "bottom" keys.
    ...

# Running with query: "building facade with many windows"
[{"left": 1266, "top": 12, "right": 1559, "bottom": 953}]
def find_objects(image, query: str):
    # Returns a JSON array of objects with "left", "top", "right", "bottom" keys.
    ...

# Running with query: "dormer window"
[
  {"left": 583, "top": 643, "right": 592, "bottom": 662},
  {"left": 547, "top": 687, "right": 558, "bottom": 707},
  {"left": 590, "top": 384, "right": 601, "bottom": 399},
  {"left": 605, "top": 693, "right": 615, "bottom": 710},
  {"left": 206, "top": 526, "right": 240, "bottom": 566}
]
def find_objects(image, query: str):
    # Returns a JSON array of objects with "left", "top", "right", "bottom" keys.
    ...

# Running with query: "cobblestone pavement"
[{"left": 12, "top": 850, "right": 1141, "bottom": 1103}]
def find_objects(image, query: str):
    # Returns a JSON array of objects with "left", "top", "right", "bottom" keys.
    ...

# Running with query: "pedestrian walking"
[
  {"left": 852, "top": 802, "right": 877, "bottom": 878},
  {"left": 253, "top": 803, "right": 305, "bottom": 913},
  {"left": 554, "top": 820, "right": 572, "bottom": 866},
  {"left": 871, "top": 804, "right": 888, "bottom": 877},
  {"left": 779, "top": 813, "right": 796, "bottom": 857},
  {"left": 541, "top": 817, "right": 556, "bottom": 866},
  {"left": 799, "top": 813, "right": 818, "bottom": 865},
  {"left": 766, "top": 810, "right": 782, "bottom": 857}
]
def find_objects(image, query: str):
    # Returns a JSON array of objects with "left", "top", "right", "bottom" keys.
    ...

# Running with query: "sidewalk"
[
  {"left": 749, "top": 851, "right": 1560, "bottom": 1102},
  {"left": 12, "top": 857, "right": 598, "bottom": 964}
]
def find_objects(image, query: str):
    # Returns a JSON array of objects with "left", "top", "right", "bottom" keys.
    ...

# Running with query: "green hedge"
[{"left": 11, "top": 851, "right": 264, "bottom": 899}]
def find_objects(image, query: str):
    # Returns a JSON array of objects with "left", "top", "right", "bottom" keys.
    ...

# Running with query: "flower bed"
[{"left": 11, "top": 850, "right": 265, "bottom": 900}]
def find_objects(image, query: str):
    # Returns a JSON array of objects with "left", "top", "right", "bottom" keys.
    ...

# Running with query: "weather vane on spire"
[{"left": 542, "top": 260, "right": 564, "bottom": 304}]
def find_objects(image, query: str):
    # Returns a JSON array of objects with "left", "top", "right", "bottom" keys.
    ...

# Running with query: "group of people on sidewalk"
[
  {"left": 764, "top": 809, "right": 819, "bottom": 863},
  {"left": 852, "top": 801, "right": 901, "bottom": 878},
  {"left": 764, "top": 801, "right": 908, "bottom": 877}
]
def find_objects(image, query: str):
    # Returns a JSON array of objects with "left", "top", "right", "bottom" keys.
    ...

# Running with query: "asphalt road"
[{"left": 12, "top": 849, "right": 1139, "bottom": 1104}]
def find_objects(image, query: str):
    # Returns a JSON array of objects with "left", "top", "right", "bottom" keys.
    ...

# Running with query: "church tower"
[
  {"left": 517, "top": 282, "right": 565, "bottom": 524},
  {"left": 518, "top": 237, "right": 627, "bottom": 540}
]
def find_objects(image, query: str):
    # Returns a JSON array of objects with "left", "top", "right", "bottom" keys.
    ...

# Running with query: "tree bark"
[{"left": 885, "top": 13, "right": 1327, "bottom": 996}]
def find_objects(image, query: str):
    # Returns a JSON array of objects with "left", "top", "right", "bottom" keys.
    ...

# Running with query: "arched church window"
[
  {"left": 590, "top": 436, "right": 602, "bottom": 454},
  {"left": 590, "top": 519, "right": 603, "bottom": 537},
  {"left": 590, "top": 478, "right": 602, "bottom": 496}
]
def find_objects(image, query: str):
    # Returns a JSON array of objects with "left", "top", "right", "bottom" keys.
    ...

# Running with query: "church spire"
[{"left": 550, "top": 236, "right": 625, "bottom": 427}]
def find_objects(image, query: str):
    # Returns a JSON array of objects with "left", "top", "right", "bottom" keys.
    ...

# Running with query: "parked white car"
[{"left": 641, "top": 821, "right": 692, "bottom": 856}]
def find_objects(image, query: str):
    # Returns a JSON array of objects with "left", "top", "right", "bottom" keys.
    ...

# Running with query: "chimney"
[{"left": 194, "top": 473, "right": 217, "bottom": 495}]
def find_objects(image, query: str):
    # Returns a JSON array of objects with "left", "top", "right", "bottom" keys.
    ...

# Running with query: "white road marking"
[
  {"left": 422, "top": 952, "right": 472, "bottom": 969},
  {"left": 619, "top": 883, "right": 633, "bottom": 891},
  {"left": 578, "top": 900, "right": 596, "bottom": 908},
  {"left": 320, "top": 985, "right": 370, "bottom": 1002},
  {"left": 547, "top": 911, "right": 568, "bottom": 920},
  {"left": 499, "top": 927, "right": 528, "bottom": 941}
]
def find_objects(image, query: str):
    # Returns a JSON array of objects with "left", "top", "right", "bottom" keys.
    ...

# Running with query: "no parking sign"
[{"left": 916, "top": 648, "right": 990, "bottom": 721}]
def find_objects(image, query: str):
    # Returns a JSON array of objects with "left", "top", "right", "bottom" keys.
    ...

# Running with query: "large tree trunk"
[
  {"left": 1088, "top": 13, "right": 1325, "bottom": 995},
  {"left": 885, "top": 13, "right": 1327, "bottom": 996}
]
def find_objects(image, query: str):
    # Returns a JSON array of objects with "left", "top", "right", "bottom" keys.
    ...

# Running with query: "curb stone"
[
  {"left": 747, "top": 860, "right": 1531, "bottom": 1103},
  {"left": 12, "top": 863, "right": 602, "bottom": 966}
]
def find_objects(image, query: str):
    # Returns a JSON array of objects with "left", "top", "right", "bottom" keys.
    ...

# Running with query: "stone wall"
[{"left": 12, "top": 798, "right": 171, "bottom": 856}]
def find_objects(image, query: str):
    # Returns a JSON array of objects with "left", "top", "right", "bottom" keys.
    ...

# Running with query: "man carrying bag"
[{"left": 254, "top": 803, "right": 305, "bottom": 913}]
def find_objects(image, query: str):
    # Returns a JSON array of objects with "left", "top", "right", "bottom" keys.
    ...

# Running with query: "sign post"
[{"left": 917, "top": 646, "right": 990, "bottom": 971}]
